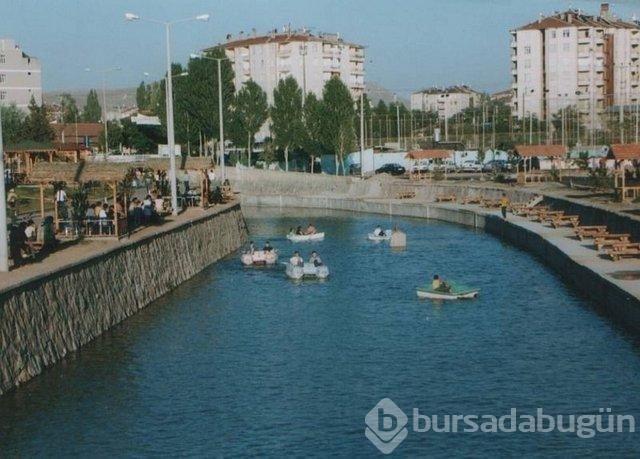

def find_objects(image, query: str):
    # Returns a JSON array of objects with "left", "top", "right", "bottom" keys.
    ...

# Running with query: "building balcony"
[
  {"left": 510, "top": 40, "right": 517, "bottom": 48},
  {"left": 351, "top": 68, "right": 365, "bottom": 76}
]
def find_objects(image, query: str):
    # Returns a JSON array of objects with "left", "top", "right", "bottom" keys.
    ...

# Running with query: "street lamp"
[
  {"left": 190, "top": 53, "right": 228, "bottom": 180},
  {"left": 85, "top": 66, "right": 121, "bottom": 153},
  {"left": 126, "top": 12, "right": 209, "bottom": 216},
  {"left": 0, "top": 105, "right": 8, "bottom": 271}
]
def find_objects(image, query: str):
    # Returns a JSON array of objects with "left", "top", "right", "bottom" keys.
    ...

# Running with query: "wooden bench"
[
  {"left": 397, "top": 191, "right": 416, "bottom": 199},
  {"left": 480, "top": 199, "right": 501, "bottom": 208},
  {"left": 574, "top": 226, "right": 608, "bottom": 241},
  {"left": 533, "top": 210, "right": 564, "bottom": 223},
  {"left": 594, "top": 234, "right": 631, "bottom": 251},
  {"left": 549, "top": 215, "right": 580, "bottom": 228},
  {"left": 435, "top": 195, "right": 456, "bottom": 202},
  {"left": 608, "top": 243, "right": 640, "bottom": 261},
  {"left": 514, "top": 206, "right": 550, "bottom": 217},
  {"left": 461, "top": 196, "right": 483, "bottom": 205}
]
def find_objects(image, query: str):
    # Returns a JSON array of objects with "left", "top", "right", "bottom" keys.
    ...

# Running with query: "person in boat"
[
  {"left": 289, "top": 250, "right": 303, "bottom": 266},
  {"left": 296, "top": 225, "right": 303, "bottom": 235},
  {"left": 373, "top": 225, "right": 385, "bottom": 237},
  {"left": 248, "top": 241, "right": 256, "bottom": 254},
  {"left": 432, "top": 274, "right": 451, "bottom": 292},
  {"left": 263, "top": 241, "right": 273, "bottom": 252},
  {"left": 309, "top": 251, "right": 323, "bottom": 267},
  {"left": 305, "top": 223, "right": 317, "bottom": 235}
]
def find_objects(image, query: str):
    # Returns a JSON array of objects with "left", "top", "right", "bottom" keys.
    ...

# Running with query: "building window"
[
  {"left": 563, "top": 29, "right": 570, "bottom": 38},
  {"left": 0, "top": 74, "right": 5, "bottom": 83},
  {"left": 551, "top": 30, "right": 557, "bottom": 39},
  {"left": 0, "top": 54, "right": 4, "bottom": 63},
  {"left": 0, "top": 91, "right": 6, "bottom": 100},
  {"left": 524, "top": 46, "right": 531, "bottom": 55}
]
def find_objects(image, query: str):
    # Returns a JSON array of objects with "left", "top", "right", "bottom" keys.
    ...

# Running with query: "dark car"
[
  {"left": 482, "top": 159, "right": 514, "bottom": 173},
  {"left": 375, "top": 163, "right": 406, "bottom": 175}
]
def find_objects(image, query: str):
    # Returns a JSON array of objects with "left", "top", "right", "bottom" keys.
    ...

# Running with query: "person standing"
[
  {"left": 55, "top": 187, "right": 68, "bottom": 219},
  {"left": 7, "top": 188, "right": 17, "bottom": 218},
  {"left": 500, "top": 192, "right": 510, "bottom": 219}
]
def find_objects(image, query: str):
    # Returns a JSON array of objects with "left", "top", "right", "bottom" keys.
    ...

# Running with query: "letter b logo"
[{"left": 365, "top": 398, "right": 408, "bottom": 454}]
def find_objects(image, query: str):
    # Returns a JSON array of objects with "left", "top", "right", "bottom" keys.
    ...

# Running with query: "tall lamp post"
[
  {"left": 85, "top": 67, "right": 121, "bottom": 153},
  {"left": 126, "top": 12, "right": 209, "bottom": 216},
  {"left": 190, "top": 53, "right": 227, "bottom": 181}
]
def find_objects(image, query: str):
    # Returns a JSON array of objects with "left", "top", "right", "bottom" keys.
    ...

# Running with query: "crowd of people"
[{"left": 8, "top": 216, "right": 57, "bottom": 267}]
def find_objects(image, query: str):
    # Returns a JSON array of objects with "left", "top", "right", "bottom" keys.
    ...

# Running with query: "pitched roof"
[
  {"left": 52, "top": 123, "right": 103, "bottom": 138},
  {"left": 405, "top": 149, "right": 451, "bottom": 160},
  {"left": 608, "top": 144, "right": 640, "bottom": 160},
  {"left": 514, "top": 145, "right": 567, "bottom": 157}
]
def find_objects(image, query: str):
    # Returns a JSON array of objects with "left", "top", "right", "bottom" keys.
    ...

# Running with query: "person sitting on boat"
[
  {"left": 296, "top": 226, "right": 303, "bottom": 235},
  {"left": 263, "top": 241, "right": 273, "bottom": 252},
  {"left": 373, "top": 225, "right": 385, "bottom": 237},
  {"left": 289, "top": 250, "right": 303, "bottom": 266},
  {"left": 432, "top": 274, "right": 451, "bottom": 292},
  {"left": 309, "top": 251, "right": 323, "bottom": 267},
  {"left": 248, "top": 241, "right": 256, "bottom": 254},
  {"left": 305, "top": 223, "right": 317, "bottom": 235}
]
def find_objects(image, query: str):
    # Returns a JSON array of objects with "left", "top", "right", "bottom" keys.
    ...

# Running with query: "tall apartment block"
[
  {"left": 511, "top": 3, "right": 640, "bottom": 131},
  {"left": 209, "top": 27, "right": 365, "bottom": 103},
  {"left": 0, "top": 39, "right": 42, "bottom": 110}
]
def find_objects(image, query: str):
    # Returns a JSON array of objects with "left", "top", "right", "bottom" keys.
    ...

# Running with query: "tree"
[
  {"left": 271, "top": 76, "right": 305, "bottom": 171},
  {"left": 232, "top": 80, "right": 268, "bottom": 166},
  {"left": 59, "top": 93, "right": 80, "bottom": 124},
  {"left": 0, "top": 103, "right": 25, "bottom": 145},
  {"left": 302, "top": 92, "right": 326, "bottom": 172},
  {"left": 83, "top": 89, "right": 102, "bottom": 122},
  {"left": 21, "top": 96, "right": 54, "bottom": 142},
  {"left": 321, "top": 78, "right": 356, "bottom": 175},
  {"left": 136, "top": 81, "right": 150, "bottom": 112}
]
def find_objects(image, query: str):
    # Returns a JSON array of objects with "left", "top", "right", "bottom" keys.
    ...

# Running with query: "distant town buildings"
[
  {"left": 210, "top": 26, "right": 365, "bottom": 103},
  {"left": 0, "top": 39, "right": 42, "bottom": 110},
  {"left": 511, "top": 2, "right": 640, "bottom": 130},
  {"left": 410, "top": 85, "right": 481, "bottom": 118}
]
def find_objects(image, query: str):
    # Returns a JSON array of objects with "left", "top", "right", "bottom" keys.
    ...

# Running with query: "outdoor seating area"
[
  {"left": 397, "top": 190, "right": 416, "bottom": 199},
  {"left": 434, "top": 194, "right": 456, "bottom": 202}
]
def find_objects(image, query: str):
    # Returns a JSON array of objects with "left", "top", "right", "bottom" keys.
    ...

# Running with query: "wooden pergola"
[
  {"left": 405, "top": 149, "right": 451, "bottom": 180},
  {"left": 609, "top": 143, "right": 640, "bottom": 201},
  {"left": 514, "top": 144, "right": 567, "bottom": 184},
  {"left": 29, "top": 157, "right": 214, "bottom": 238}
]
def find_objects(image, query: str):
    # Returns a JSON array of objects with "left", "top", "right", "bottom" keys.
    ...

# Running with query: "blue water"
[{"left": 1, "top": 208, "right": 639, "bottom": 457}]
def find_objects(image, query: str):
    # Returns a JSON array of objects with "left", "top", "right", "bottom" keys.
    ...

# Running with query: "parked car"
[
  {"left": 375, "top": 163, "right": 406, "bottom": 175},
  {"left": 482, "top": 159, "right": 513, "bottom": 173},
  {"left": 459, "top": 160, "right": 483, "bottom": 173}
]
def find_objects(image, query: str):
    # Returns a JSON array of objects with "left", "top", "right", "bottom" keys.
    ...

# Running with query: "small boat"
[
  {"left": 368, "top": 229, "right": 392, "bottom": 241},
  {"left": 285, "top": 262, "right": 330, "bottom": 280},
  {"left": 416, "top": 284, "right": 479, "bottom": 300},
  {"left": 241, "top": 250, "right": 278, "bottom": 266},
  {"left": 286, "top": 232, "right": 325, "bottom": 242}
]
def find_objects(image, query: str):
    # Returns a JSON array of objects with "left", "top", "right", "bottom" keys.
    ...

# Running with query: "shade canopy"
[
  {"left": 405, "top": 149, "right": 451, "bottom": 160},
  {"left": 608, "top": 144, "right": 640, "bottom": 160},
  {"left": 514, "top": 145, "right": 567, "bottom": 158}
]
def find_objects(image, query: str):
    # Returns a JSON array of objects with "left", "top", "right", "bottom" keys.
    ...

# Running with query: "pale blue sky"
[{"left": 2, "top": 0, "right": 639, "bottom": 96}]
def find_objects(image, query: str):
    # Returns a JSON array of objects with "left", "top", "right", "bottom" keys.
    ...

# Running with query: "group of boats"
[{"left": 242, "top": 224, "right": 480, "bottom": 299}]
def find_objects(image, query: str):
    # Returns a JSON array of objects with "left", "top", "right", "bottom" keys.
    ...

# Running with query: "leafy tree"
[
  {"left": 271, "top": 76, "right": 305, "bottom": 171},
  {"left": 321, "top": 78, "right": 356, "bottom": 175},
  {"left": 60, "top": 93, "right": 80, "bottom": 124},
  {"left": 136, "top": 81, "right": 150, "bottom": 111},
  {"left": 83, "top": 89, "right": 102, "bottom": 122},
  {"left": 232, "top": 80, "right": 268, "bottom": 166},
  {"left": 21, "top": 96, "right": 54, "bottom": 142},
  {"left": 0, "top": 103, "right": 25, "bottom": 145},
  {"left": 302, "top": 92, "right": 326, "bottom": 172}
]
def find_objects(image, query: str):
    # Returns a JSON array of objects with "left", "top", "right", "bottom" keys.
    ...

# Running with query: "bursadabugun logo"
[{"left": 365, "top": 398, "right": 408, "bottom": 454}]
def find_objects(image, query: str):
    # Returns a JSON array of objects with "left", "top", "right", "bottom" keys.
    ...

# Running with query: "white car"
[{"left": 459, "top": 160, "right": 483, "bottom": 173}]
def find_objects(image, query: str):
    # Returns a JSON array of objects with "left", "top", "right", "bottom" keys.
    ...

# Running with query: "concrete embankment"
[
  {"left": 0, "top": 204, "right": 248, "bottom": 395},
  {"left": 230, "top": 169, "right": 640, "bottom": 329}
]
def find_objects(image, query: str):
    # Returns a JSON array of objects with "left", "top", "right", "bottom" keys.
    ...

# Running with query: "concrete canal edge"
[
  {"left": 0, "top": 203, "right": 248, "bottom": 395},
  {"left": 241, "top": 189, "right": 640, "bottom": 331}
]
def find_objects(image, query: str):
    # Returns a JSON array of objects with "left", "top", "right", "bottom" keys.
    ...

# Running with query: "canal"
[{"left": 1, "top": 208, "right": 639, "bottom": 456}]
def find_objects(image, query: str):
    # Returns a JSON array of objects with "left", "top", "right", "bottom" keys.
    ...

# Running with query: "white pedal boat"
[
  {"left": 286, "top": 232, "right": 325, "bottom": 242},
  {"left": 241, "top": 250, "right": 278, "bottom": 266},
  {"left": 416, "top": 285, "right": 479, "bottom": 300},
  {"left": 368, "top": 229, "right": 392, "bottom": 241},
  {"left": 285, "top": 262, "right": 330, "bottom": 280}
]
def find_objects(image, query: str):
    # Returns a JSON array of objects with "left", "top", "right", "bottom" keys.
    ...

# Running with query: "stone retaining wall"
[{"left": 0, "top": 204, "right": 248, "bottom": 395}]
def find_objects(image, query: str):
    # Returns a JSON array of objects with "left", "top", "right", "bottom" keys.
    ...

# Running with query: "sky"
[{"left": 2, "top": 0, "right": 639, "bottom": 97}]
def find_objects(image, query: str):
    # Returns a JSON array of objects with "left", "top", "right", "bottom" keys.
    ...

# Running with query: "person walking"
[{"left": 500, "top": 192, "right": 510, "bottom": 219}]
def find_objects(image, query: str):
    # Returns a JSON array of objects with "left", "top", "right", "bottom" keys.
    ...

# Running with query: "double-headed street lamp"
[
  {"left": 85, "top": 66, "right": 121, "bottom": 153},
  {"left": 125, "top": 12, "right": 209, "bottom": 216},
  {"left": 190, "top": 53, "right": 227, "bottom": 180}
]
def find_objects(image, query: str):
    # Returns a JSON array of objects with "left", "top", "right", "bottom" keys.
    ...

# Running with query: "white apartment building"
[
  {"left": 211, "top": 27, "right": 365, "bottom": 103},
  {"left": 0, "top": 39, "right": 42, "bottom": 109},
  {"left": 511, "top": 3, "right": 640, "bottom": 130},
  {"left": 410, "top": 85, "right": 481, "bottom": 119}
]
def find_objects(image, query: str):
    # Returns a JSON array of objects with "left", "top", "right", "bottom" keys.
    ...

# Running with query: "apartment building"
[
  {"left": 410, "top": 85, "right": 481, "bottom": 119},
  {"left": 0, "top": 39, "right": 42, "bottom": 110},
  {"left": 210, "top": 27, "right": 365, "bottom": 103},
  {"left": 511, "top": 3, "right": 640, "bottom": 130}
]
